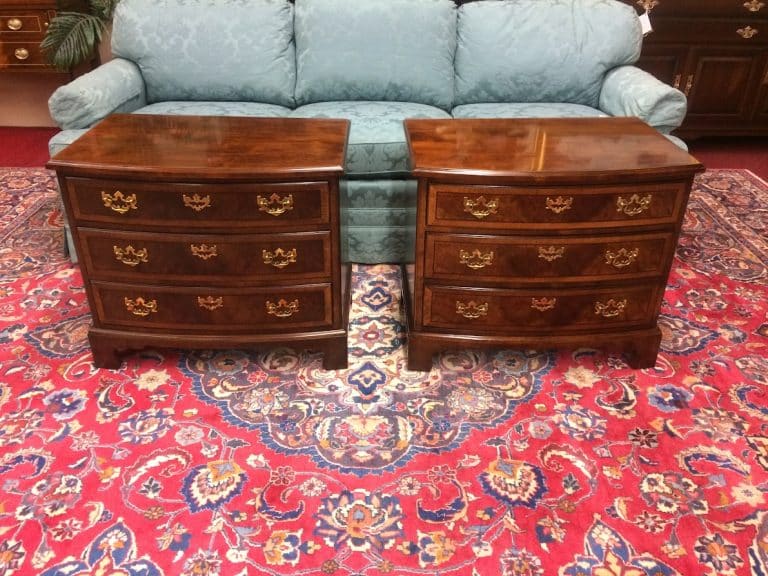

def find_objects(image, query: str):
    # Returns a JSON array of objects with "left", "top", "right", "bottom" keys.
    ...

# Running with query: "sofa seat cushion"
[
  {"left": 291, "top": 101, "right": 450, "bottom": 177},
  {"left": 294, "top": 0, "right": 457, "bottom": 109},
  {"left": 451, "top": 102, "right": 608, "bottom": 119},
  {"left": 111, "top": 0, "right": 296, "bottom": 107},
  {"left": 455, "top": 0, "right": 641, "bottom": 108},
  {"left": 133, "top": 101, "right": 292, "bottom": 117}
]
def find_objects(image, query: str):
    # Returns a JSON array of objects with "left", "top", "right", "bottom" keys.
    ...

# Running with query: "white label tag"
[{"left": 639, "top": 12, "right": 653, "bottom": 36}]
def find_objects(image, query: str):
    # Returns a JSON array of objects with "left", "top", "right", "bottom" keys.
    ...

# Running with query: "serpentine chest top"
[
  {"left": 48, "top": 114, "right": 350, "bottom": 370},
  {"left": 403, "top": 117, "right": 704, "bottom": 371}
]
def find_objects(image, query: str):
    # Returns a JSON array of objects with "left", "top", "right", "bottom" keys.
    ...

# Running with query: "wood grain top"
[
  {"left": 405, "top": 118, "right": 704, "bottom": 183},
  {"left": 47, "top": 114, "right": 350, "bottom": 181}
]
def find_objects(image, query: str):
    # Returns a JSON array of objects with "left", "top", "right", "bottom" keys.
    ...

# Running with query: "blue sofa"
[{"left": 48, "top": 0, "right": 688, "bottom": 264}]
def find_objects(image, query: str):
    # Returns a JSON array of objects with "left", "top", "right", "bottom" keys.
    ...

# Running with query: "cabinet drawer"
[
  {"left": 91, "top": 282, "right": 334, "bottom": 331},
  {"left": 650, "top": 18, "right": 768, "bottom": 44},
  {"left": 65, "top": 178, "right": 330, "bottom": 230},
  {"left": 423, "top": 283, "right": 659, "bottom": 333},
  {"left": 0, "top": 12, "right": 48, "bottom": 36},
  {"left": 78, "top": 229, "right": 332, "bottom": 283},
  {"left": 426, "top": 182, "right": 687, "bottom": 230},
  {"left": 0, "top": 41, "right": 46, "bottom": 67},
  {"left": 425, "top": 232, "right": 673, "bottom": 283}
]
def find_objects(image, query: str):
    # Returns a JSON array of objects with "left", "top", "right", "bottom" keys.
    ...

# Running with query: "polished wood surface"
[
  {"left": 405, "top": 118, "right": 701, "bottom": 179},
  {"left": 49, "top": 114, "right": 349, "bottom": 179},
  {"left": 0, "top": 0, "right": 56, "bottom": 71},
  {"left": 404, "top": 117, "right": 704, "bottom": 371},
  {"left": 49, "top": 114, "right": 350, "bottom": 369}
]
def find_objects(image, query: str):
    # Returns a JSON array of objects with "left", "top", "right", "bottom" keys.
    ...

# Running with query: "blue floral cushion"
[
  {"left": 294, "top": 0, "right": 457, "bottom": 110},
  {"left": 111, "top": 0, "right": 296, "bottom": 107},
  {"left": 455, "top": 0, "right": 641, "bottom": 108}
]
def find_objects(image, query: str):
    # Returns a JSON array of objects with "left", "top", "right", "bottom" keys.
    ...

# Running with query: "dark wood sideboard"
[
  {"left": 0, "top": 0, "right": 57, "bottom": 71},
  {"left": 620, "top": 0, "right": 768, "bottom": 138}
]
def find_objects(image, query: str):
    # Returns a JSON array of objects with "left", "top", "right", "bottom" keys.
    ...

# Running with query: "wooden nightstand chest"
[
  {"left": 48, "top": 114, "right": 350, "bottom": 370},
  {"left": 403, "top": 117, "right": 704, "bottom": 371}
]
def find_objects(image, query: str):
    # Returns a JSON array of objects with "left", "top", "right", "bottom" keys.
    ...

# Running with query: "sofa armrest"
[
  {"left": 599, "top": 65, "right": 687, "bottom": 134},
  {"left": 48, "top": 58, "right": 147, "bottom": 130}
]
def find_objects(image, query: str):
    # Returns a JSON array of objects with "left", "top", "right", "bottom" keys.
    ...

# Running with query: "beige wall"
[{"left": 0, "top": 72, "right": 65, "bottom": 127}]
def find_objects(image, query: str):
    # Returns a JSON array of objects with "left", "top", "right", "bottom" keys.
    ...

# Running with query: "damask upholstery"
[
  {"left": 293, "top": 0, "right": 457, "bottom": 110},
  {"left": 48, "top": 0, "right": 690, "bottom": 265}
]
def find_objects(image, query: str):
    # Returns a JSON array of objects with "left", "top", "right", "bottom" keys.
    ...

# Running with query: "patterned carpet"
[{"left": 0, "top": 168, "right": 766, "bottom": 576}]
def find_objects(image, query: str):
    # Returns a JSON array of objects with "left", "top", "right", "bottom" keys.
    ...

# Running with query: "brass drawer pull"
[
  {"left": 616, "top": 193, "right": 652, "bottom": 216},
  {"left": 737, "top": 26, "right": 759, "bottom": 38},
  {"left": 637, "top": 0, "right": 658, "bottom": 11},
  {"left": 605, "top": 247, "right": 639, "bottom": 269},
  {"left": 262, "top": 248, "right": 297, "bottom": 269},
  {"left": 455, "top": 300, "right": 488, "bottom": 319},
  {"left": 594, "top": 298, "right": 627, "bottom": 318},
  {"left": 673, "top": 74, "right": 682, "bottom": 89},
  {"left": 113, "top": 245, "right": 148, "bottom": 266},
  {"left": 545, "top": 195, "right": 573, "bottom": 214},
  {"left": 14, "top": 47, "right": 29, "bottom": 60},
  {"left": 538, "top": 246, "right": 565, "bottom": 262},
  {"left": 258, "top": 193, "right": 294, "bottom": 216},
  {"left": 463, "top": 196, "right": 498, "bottom": 219},
  {"left": 124, "top": 297, "right": 157, "bottom": 317},
  {"left": 458, "top": 248, "right": 494, "bottom": 269},
  {"left": 531, "top": 297, "right": 556, "bottom": 312},
  {"left": 744, "top": 0, "right": 765, "bottom": 11},
  {"left": 182, "top": 193, "right": 212, "bottom": 211},
  {"left": 266, "top": 298, "right": 299, "bottom": 318},
  {"left": 190, "top": 244, "right": 218, "bottom": 260},
  {"left": 197, "top": 296, "right": 223, "bottom": 311},
  {"left": 7, "top": 17, "right": 23, "bottom": 31},
  {"left": 102, "top": 191, "right": 138, "bottom": 214}
]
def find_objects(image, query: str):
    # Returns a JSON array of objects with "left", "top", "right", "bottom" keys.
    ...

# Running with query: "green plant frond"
[
  {"left": 41, "top": 11, "right": 106, "bottom": 71},
  {"left": 89, "top": 0, "right": 118, "bottom": 21}
]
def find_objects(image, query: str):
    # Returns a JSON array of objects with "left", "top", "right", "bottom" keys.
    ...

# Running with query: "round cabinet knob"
[
  {"left": 14, "top": 47, "right": 30, "bottom": 60},
  {"left": 7, "top": 17, "right": 23, "bottom": 31}
]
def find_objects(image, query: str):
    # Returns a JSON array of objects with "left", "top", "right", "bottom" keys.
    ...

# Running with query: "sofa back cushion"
[
  {"left": 454, "top": 0, "right": 641, "bottom": 108},
  {"left": 294, "top": 0, "right": 457, "bottom": 110},
  {"left": 111, "top": 0, "right": 296, "bottom": 107}
]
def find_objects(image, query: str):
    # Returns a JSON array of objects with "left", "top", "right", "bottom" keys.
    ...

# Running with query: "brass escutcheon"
[
  {"left": 737, "top": 26, "right": 759, "bottom": 38},
  {"left": 262, "top": 248, "right": 297, "bottom": 269},
  {"left": 594, "top": 298, "right": 627, "bottom": 318},
  {"left": 744, "top": 0, "right": 765, "bottom": 11},
  {"left": 124, "top": 296, "right": 157, "bottom": 316},
  {"left": 545, "top": 195, "right": 573, "bottom": 214},
  {"left": 605, "top": 247, "right": 639, "bottom": 269},
  {"left": 531, "top": 297, "right": 556, "bottom": 312},
  {"left": 258, "top": 193, "right": 294, "bottom": 216},
  {"left": 266, "top": 298, "right": 299, "bottom": 318},
  {"left": 14, "top": 47, "right": 29, "bottom": 60},
  {"left": 636, "top": 0, "right": 658, "bottom": 11},
  {"left": 616, "top": 193, "right": 652, "bottom": 216},
  {"left": 463, "top": 196, "right": 498, "bottom": 219},
  {"left": 113, "top": 245, "right": 148, "bottom": 266},
  {"left": 458, "top": 248, "right": 494, "bottom": 269},
  {"left": 190, "top": 244, "right": 218, "bottom": 260},
  {"left": 182, "top": 193, "right": 212, "bottom": 211},
  {"left": 538, "top": 246, "right": 565, "bottom": 262},
  {"left": 102, "top": 191, "right": 138, "bottom": 214},
  {"left": 455, "top": 300, "right": 489, "bottom": 319},
  {"left": 197, "top": 295, "right": 223, "bottom": 311},
  {"left": 7, "top": 17, "right": 22, "bottom": 30}
]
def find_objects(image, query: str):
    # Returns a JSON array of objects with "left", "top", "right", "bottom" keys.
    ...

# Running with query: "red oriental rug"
[{"left": 0, "top": 168, "right": 767, "bottom": 576}]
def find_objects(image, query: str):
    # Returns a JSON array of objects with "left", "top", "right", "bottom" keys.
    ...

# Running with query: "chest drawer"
[
  {"left": 92, "top": 282, "right": 334, "bottom": 331},
  {"left": 65, "top": 178, "right": 330, "bottom": 230},
  {"left": 78, "top": 229, "right": 331, "bottom": 283},
  {"left": 1, "top": 12, "right": 49, "bottom": 36},
  {"left": 426, "top": 182, "right": 687, "bottom": 230},
  {"left": 0, "top": 41, "right": 46, "bottom": 67},
  {"left": 425, "top": 232, "right": 673, "bottom": 283},
  {"left": 423, "top": 283, "right": 659, "bottom": 333}
]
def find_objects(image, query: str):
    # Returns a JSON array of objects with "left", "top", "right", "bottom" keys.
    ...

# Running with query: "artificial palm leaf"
[{"left": 41, "top": 0, "right": 117, "bottom": 71}]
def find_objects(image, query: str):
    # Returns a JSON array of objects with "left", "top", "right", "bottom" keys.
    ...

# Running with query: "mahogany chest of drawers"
[
  {"left": 404, "top": 117, "right": 704, "bottom": 371},
  {"left": 0, "top": 0, "right": 55, "bottom": 70},
  {"left": 48, "top": 114, "right": 350, "bottom": 369}
]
